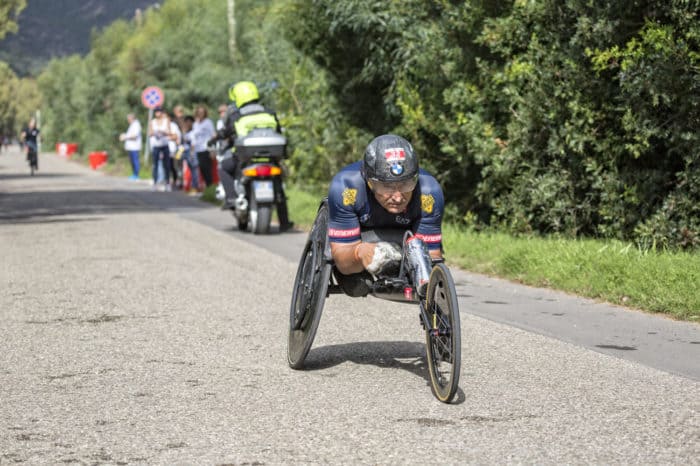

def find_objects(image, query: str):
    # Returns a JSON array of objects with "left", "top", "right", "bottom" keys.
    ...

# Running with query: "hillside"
[{"left": 0, "top": 0, "right": 160, "bottom": 76}]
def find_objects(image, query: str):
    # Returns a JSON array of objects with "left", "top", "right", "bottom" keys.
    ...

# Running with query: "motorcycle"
[{"left": 219, "top": 127, "right": 288, "bottom": 234}]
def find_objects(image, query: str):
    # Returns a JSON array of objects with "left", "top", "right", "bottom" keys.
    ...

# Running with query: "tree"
[
  {"left": 0, "top": 0, "right": 25, "bottom": 41},
  {"left": 0, "top": 62, "right": 20, "bottom": 136},
  {"left": 0, "top": 60, "right": 39, "bottom": 137},
  {"left": 33, "top": 0, "right": 700, "bottom": 249}
]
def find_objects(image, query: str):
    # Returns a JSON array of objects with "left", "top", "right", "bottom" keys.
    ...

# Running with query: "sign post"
[{"left": 140, "top": 86, "right": 165, "bottom": 162}]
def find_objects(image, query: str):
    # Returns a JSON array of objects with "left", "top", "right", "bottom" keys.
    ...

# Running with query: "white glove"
[{"left": 366, "top": 242, "right": 402, "bottom": 275}]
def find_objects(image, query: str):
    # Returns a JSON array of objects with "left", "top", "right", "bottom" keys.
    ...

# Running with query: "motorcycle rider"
[
  {"left": 209, "top": 80, "right": 293, "bottom": 231},
  {"left": 327, "top": 134, "right": 444, "bottom": 297}
]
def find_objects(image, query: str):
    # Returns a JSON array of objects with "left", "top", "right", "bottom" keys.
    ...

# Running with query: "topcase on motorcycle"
[{"left": 233, "top": 128, "right": 287, "bottom": 234}]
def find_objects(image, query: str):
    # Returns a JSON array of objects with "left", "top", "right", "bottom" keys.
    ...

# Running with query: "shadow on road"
[
  {"left": 0, "top": 186, "right": 304, "bottom": 238},
  {"left": 303, "top": 340, "right": 466, "bottom": 404},
  {"left": 305, "top": 340, "right": 426, "bottom": 373},
  {"left": 0, "top": 173, "right": 74, "bottom": 181},
  {"left": 0, "top": 188, "right": 206, "bottom": 223}
]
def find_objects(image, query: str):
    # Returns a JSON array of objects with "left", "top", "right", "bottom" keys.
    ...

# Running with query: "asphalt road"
[{"left": 1, "top": 148, "right": 698, "bottom": 464}]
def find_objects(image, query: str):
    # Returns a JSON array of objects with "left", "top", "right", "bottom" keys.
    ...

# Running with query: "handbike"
[
  {"left": 287, "top": 200, "right": 461, "bottom": 403},
  {"left": 27, "top": 146, "right": 38, "bottom": 176}
]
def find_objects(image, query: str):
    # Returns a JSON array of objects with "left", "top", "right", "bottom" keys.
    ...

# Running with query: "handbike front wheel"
[
  {"left": 424, "top": 262, "right": 461, "bottom": 403},
  {"left": 287, "top": 203, "right": 331, "bottom": 369}
]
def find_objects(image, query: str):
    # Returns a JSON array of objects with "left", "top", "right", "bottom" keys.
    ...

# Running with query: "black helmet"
[{"left": 362, "top": 134, "right": 419, "bottom": 183}]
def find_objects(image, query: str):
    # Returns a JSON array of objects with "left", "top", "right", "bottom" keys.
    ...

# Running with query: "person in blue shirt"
[{"left": 327, "top": 134, "right": 445, "bottom": 297}]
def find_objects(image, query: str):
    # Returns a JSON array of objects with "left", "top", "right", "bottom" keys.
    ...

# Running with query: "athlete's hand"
[{"left": 359, "top": 241, "right": 402, "bottom": 275}]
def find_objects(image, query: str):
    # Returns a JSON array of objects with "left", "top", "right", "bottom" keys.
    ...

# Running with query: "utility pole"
[{"left": 227, "top": 0, "right": 236, "bottom": 64}]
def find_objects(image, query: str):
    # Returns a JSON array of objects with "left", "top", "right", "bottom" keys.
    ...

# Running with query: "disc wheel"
[
  {"left": 287, "top": 203, "right": 331, "bottom": 369},
  {"left": 424, "top": 263, "right": 461, "bottom": 403}
]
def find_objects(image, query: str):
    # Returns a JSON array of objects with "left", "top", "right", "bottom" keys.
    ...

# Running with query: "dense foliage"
[
  {"left": 19, "top": 0, "right": 700, "bottom": 250},
  {"left": 285, "top": 0, "right": 700, "bottom": 250},
  {"left": 0, "top": 0, "right": 25, "bottom": 41},
  {"left": 0, "top": 61, "right": 40, "bottom": 137},
  {"left": 0, "top": 0, "right": 31, "bottom": 136}
]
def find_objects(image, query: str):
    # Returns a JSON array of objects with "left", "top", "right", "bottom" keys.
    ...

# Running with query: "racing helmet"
[
  {"left": 362, "top": 134, "right": 419, "bottom": 193},
  {"left": 228, "top": 81, "right": 260, "bottom": 108}
]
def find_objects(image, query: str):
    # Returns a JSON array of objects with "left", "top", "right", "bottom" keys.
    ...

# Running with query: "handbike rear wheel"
[
  {"left": 29, "top": 152, "right": 37, "bottom": 176},
  {"left": 287, "top": 203, "right": 331, "bottom": 369},
  {"left": 424, "top": 263, "right": 461, "bottom": 403}
]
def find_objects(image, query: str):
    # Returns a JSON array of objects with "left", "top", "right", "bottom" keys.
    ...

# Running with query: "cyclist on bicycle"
[
  {"left": 328, "top": 134, "right": 444, "bottom": 297},
  {"left": 20, "top": 117, "right": 40, "bottom": 169}
]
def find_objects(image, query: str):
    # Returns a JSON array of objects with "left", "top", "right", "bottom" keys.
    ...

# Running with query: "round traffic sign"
[{"left": 141, "top": 86, "right": 164, "bottom": 109}]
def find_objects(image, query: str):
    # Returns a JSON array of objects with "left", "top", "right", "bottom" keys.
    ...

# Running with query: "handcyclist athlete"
[
  {"left": 327, "top": 134, "right": 445, "bottom": 297},
  {"left": 20, "top": 117, "right": 40, "bottom": 170}
]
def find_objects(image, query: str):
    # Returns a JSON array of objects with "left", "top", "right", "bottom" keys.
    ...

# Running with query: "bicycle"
[{"left": 287, "top": 200, "right": 461, "bottom": 403}]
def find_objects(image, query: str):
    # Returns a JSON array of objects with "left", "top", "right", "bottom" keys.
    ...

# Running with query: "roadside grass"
[
  {"left": 286, "top": 186, "right": 700, "bottom": 322},
  {"left": 443, "top": 226, "right": 700, "bottom": 321},
  {"left": 200, "top": 184, "right": 219, "bottom": 204},
  {"left": 287, "top": 184, "right": 327, "bottom": 226}
]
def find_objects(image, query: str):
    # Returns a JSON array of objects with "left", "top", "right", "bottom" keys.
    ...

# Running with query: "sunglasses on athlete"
[{"left": 367, "top": 176, "right": 418, "bottom": 195}]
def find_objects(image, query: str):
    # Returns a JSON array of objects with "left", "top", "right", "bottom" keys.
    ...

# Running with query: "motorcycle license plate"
[{"left": 253, "top": 180, "right": 274, "bottom": 202}]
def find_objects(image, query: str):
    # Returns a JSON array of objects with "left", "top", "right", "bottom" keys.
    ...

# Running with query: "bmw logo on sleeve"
[{"left": 390, "top": 163, "right": 404, "bottom": 176}]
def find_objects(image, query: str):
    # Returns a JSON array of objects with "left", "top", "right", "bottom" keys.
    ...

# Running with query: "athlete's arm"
[
  {"left": 331, "top": 241, "right": 376, "bottom": 275},
  {"left": 411, "top": 172, "right": 446, "bottom": 263},
  {"left": 429, "top": 249, "right": 442, "bottom": 260}
]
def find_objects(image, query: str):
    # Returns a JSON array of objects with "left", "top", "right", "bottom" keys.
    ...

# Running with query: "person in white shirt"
[
  {"left": 168, "top": 117, "right": 182, "bottom": 190},
  {"left": 192, "top": 105, "right": 216, "bottom": 187},
  {"left": 119, "top": 113, "right": 142, "bottom": 180},
  {"left": 148, "top": 107, "right": 172, "bottom": 190}
]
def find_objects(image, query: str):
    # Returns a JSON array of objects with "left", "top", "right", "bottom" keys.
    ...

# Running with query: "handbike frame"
[{"left": 27, "top": 147, "right": 38, "bottom": 175}]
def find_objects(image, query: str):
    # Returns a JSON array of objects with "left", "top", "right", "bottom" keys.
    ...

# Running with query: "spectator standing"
[
  {"left": 170, "top": 106, "right": 187, "bottom": 189},
  {"left": 192, "top": 105, "right": 216, "bottom": 187},
  {"left": 216, "top": 104, "right": 227, "bottom": 132},
  {"left": 181, "top": 115, "right": 199, "bottom": 194},
  {"left": 173, "top": 105, "right": 186, "bottom": 130},
  {"left": 119, "top": 113, "right": 142, "bottom": 180},
  {"left": 214, "top": 103, "right": 231, "bottom": 170},
  {"left": 168, "top": 113, "right": 183, "bottom": 189},
  {"left": 148, "top": 106, "right": 172, "bottom": 191}
]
